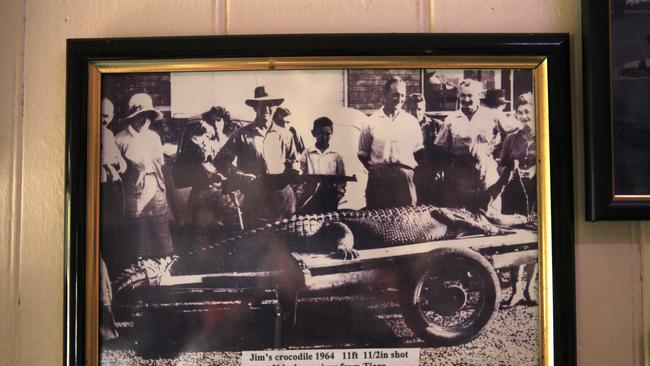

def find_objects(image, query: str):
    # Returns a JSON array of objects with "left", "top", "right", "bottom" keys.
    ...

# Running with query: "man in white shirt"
[
  {"left": 434, "top": 79, "right": 517, "bottom": 211},
  {"left": 299, "top": 117, "right": 346, "bottom": 213},
  {"left": 357, "top": 76, "right": 424, "bottom": 208}
]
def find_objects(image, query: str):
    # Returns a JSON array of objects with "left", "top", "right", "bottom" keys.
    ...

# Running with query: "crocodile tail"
[
  {"left": 114, "top": 256, "right": 178, "bottom": 293},
  {"left": 185, "top": 213, "right": 332, "bottom": 262}
]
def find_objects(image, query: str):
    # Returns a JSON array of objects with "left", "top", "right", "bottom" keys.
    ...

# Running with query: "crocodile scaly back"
[
  {"left": 116, "top": 205, "right": 506, "bottom": 291},
  {"left": 342, "top": 206, "right": 450, "bottom": 249}
]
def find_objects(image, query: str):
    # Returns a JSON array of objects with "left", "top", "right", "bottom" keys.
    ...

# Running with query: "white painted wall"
[{"left": 0, "top": 0, "right": 642, "bottom": 365}]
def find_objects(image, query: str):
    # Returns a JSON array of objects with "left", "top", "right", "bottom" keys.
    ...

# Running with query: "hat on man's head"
[
  {"left": 124, "top": 93, "right": 163, "bottom": 121},
  {"left": 481, "top": 89, "right": 509, "bottom": 108},
  {"left": 245, "top": 86, "right": 284, "bottom": 107}
]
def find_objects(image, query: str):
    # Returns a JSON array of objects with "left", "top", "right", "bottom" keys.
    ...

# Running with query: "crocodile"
[{"left": 115, "top": 205, "right": 512, "bottom": 292}]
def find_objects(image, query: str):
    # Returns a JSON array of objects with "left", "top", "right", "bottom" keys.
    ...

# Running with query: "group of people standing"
[
  {"left": 98, "top": 74, "right": 538, "bottom": 339},
  {"left": 359, "top": 76, "right": 536, "bottom": 219},
  {"left": 173, "top": 86, "right": 348, "bottom": 232}
]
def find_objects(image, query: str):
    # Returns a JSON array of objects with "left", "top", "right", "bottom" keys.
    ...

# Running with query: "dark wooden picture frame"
[
  {"left": 65, "top": 34, "right": 575, "bottom": 365},
  {"left": 584, "top": 0, "right": 650, "bottom": 220}
]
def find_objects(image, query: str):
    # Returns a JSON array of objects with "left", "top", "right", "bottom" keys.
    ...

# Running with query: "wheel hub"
[{"left": 430, "top": 284, "right": 468, "bottom": 316}]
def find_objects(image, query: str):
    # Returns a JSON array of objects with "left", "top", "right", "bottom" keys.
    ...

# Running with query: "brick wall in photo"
[
  {"left": 101, "top": 72, "right": 172, "bottom": 136},
  {"left": 347, "top": 69, "right": 422, "bottom": 114},
  {"left": 102, "top": 73, "right": 171, "bottom": 119}
]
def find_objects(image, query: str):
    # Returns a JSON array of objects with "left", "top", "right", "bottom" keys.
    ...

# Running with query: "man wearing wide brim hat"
[
  {"left": 216, "top": 85, "right": 299, "bottom": 229},
  {"left": 244, "top": 85, "right": 284, "bottom": 107},
  {"left": 114, "top": 92, "right": 174, "bottom": 270}
]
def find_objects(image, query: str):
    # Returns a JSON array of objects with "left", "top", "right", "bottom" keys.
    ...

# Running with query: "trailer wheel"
[{"left": 400, "top": 247, "right": 500, "bottom": 346}]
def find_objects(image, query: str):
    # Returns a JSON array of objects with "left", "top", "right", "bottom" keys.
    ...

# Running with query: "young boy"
[{"left": 299, "top": 117, "right": 346, "bottom": 213}]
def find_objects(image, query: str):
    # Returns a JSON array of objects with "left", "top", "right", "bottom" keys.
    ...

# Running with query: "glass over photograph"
[
  {"left": 97, "top": 67, "right": 539, "bottom": 365},
  {"left": 611, "top": 0, "right": 650, "bottom": 195}
]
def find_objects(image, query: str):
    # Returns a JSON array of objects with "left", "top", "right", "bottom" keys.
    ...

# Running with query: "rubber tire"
[{"left": 400, "top": 247, "right": 501, "bottom": 346}]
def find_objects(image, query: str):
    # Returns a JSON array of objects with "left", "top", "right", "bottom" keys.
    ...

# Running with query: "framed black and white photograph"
[
  {"left": 584, "top": 0, "right": 650, "bottom": 220},
  {"left": 65, "top": 34, "right": 575, "bottom": 366}
]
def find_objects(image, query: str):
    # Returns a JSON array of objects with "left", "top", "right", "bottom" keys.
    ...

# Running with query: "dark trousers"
[
  {"left": 99, "top": 255, "right": 118, "bottom": 340},
  {"left": 108, "top": 185, "right": 174, "bottom": 275},
  {"left": 242, "top": 183, "right": 295, "bottom": 229},
  {"left": 414, "top": 164, "right": 443, "bottom": 206},
  {"left": 439, "top": 161, "right": 489, "bottom": 212},
  {"left": 502, "top": 172, "right": 537, "bottom": 215},
  {"left": 365, "top": 166, "right": 416, "bottom": 209},
  {"left": 298, "top": 182, "right": 341, "bottom": 214},
  {"left": 101, "top": 181, "right": 124, "bottom": 277}
]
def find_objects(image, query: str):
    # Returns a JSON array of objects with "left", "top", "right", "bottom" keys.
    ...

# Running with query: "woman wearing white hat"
[{"left": 114, "top": 93, "right": 174, "bottom": 267}]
